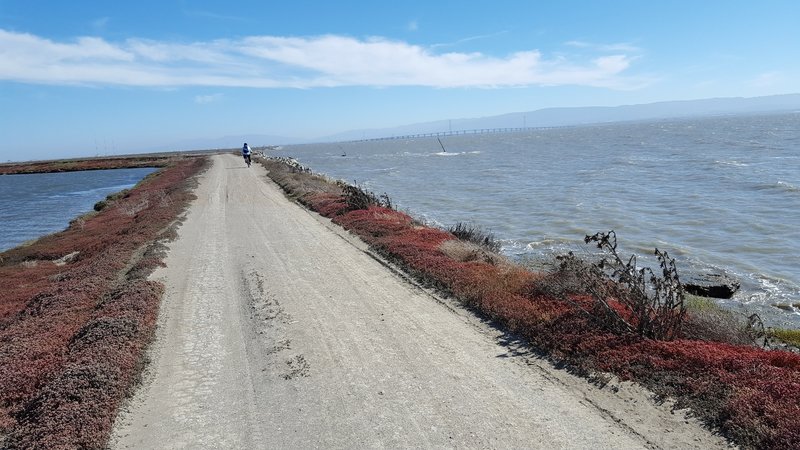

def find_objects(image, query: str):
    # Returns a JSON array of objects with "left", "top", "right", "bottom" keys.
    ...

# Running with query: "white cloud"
[
  {"left": 408, "top": 20, "right": 418, "bottom": 32},
  {"left": 0, "top": 29, "right": 646, "bottom": 89},
  {"left": 431, "top": 31, "right": 510, "bottom": 49},
  {"left": 194, "top": 93, "right": 224, "bottom": 104},
  {"left": 565, "top": 40, "right": 642, "bottom": 53}
]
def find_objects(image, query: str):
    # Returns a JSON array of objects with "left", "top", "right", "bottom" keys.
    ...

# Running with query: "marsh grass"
[
  {"left": 259, "top": 158, "right": 342, "bottom": 199},
  {"left": 769, "top": 328, "right": 800, "bottom": 348},
  {"left": 683, "top": 295, "right": 764, "bottom": 346},
  {"left": 439, "top": 240, "right": 504, "bottom": 266},
  {"left": 448, "top": 222, "right": 501, "bottom": 253}
]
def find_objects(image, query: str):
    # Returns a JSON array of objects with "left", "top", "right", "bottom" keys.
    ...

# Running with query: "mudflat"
[{"left": 110, "top": 154, "right": 728, "bottom": 449}]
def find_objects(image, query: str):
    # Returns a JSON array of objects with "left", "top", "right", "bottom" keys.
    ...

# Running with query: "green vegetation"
[
  {"left": 683, "top": 295, "right": 767, "bottom": 346},
  {"left": 769, "top": 328, "right": 800, "bottom": 347}
]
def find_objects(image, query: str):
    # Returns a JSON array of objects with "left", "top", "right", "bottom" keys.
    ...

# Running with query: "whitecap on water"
[
  {"left": 432, "top": 150, "right": 480, "bottom": 156},
  {"left": 714, "top": 160, "right": 748, "bottom": 167},
  {"left": 754, "top": 180, "right": 800, "bottom": 193},
  {"left": 776, "top": 181, "right": 800, "bottom": 193}
]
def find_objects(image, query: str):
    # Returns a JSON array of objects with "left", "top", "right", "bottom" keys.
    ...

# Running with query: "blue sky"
[{"left": 1, "top": 1, "right": 799, "bottom": 161}]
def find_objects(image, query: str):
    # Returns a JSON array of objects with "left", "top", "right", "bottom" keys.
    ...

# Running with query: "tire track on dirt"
[{"left": 111, "top": 154, "right": 729, "bottom": 449}]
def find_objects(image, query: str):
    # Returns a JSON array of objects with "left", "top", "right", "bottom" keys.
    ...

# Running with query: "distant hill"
[
  {"left": 190, "top": 94, "right": 800, "bottom": 147},
  {"left": 317, "top": 93, "right": 800, "bottom": 142}
]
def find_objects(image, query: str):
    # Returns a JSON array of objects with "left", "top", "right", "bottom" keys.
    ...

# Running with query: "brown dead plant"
[{"left": 532, "top": 231, "right": 687, "bottom": 340}]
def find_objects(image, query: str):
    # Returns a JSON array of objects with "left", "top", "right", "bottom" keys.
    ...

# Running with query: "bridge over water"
[{"left": 352, "top": 126, "right": 567, "bottom": 142}]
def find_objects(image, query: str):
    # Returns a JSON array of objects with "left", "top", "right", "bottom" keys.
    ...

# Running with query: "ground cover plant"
[
  {"left": 0, "top": 156, "right": 207, "bottom": 448},
  {"left": 259, "top": 156, "right": 800, "bottom": 449},
  {"left": 0, "top": 156, "right": 171, "bottom": 175}
]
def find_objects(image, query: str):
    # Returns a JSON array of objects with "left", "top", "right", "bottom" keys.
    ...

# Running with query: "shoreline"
[
  {"left": 1, "top": 153, "right": 798, "bottom": 447},
  {"left": 0, "top": 156, "right": 207, "bottom": 447},
  {"left": 276, "top": 118, "right": 800, "bottom": 329},
  {"left": 110, "top": 154, "right": 728, "bottom": 449},
  {"left": 258, "top": 155, "right": 800, "bottom": 448},
  {"left": 0, "top": 155, "right": 173, "bottom": 175}
]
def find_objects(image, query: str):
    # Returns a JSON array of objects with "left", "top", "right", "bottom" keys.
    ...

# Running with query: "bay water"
[
  {"left": 274, "top": 112, "right": 800, "bottom": 326},
  {"left": 0, "top": 167, "right": 157, "bottom": 252}
]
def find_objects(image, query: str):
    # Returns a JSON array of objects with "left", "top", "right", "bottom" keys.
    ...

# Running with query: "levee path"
[{"left": 110, "top": 154, "right": 728, "bottom": 449}]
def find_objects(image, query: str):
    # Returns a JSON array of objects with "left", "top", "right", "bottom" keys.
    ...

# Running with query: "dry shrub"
[
  {"left": 682, "top": 296, "right": 764, "bottom": 346},
  {"left": 439, "top": 239, "right": 503, "bottom": 265},
  {"left": 448, "top": 222, "right": 501, "bottom": 253},
  {"left": 453, "top": 264, "right": 535, "bottom": 307},
  {"left": 341, "top": 183, "right": 393, "bottom": 212},
  {"left": 528, "top": 252, "right": 594, "bottom": 299},
  {"left": 579, "top": 231, "right": 686, "bottom": 340},
  {"left": 342, "top": 183, "right": 378, "bottom": 211},
  {"left": 257, "top": 158, "right": 341, "bottom": 201}
]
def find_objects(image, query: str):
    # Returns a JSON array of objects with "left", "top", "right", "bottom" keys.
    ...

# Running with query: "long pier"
[{"left": 352, "top": 126, "right": 564, "bottom": 142}]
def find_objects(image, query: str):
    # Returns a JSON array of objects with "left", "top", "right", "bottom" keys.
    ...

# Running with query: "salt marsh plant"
[
  {"left": 447, "top": 222, "right": 501, "bottom": 253},
  {"left": 342, "top": 182, "right": 393, "bottom": 211}
]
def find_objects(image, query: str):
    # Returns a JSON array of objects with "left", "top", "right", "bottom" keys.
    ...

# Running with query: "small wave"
[
  {"left": 754, "top": 180, "right": 800, "bottom": 194},
  {"left": 714, "top": 160, "right": 748, "bottom": 167},
  {"left": 367, "top": 167, "right": 397, "bottom": 173},
  {"left": 776, "top": 181, "right": 800, "bottom": 193},
  {"left": 48, "top": 183, "right": 136, "bottom": 198},
  {"left": 744, "top": 274, "right": 793, "bottom": 304},
  {"left": 526, "top": 239, "right": 561, "bottom": 249},
  {"left": 434, "top": 152, "right": 461, "bottom": 156},
  {"left": 524, "top": 238, "right": 580, "bottom": 252}
]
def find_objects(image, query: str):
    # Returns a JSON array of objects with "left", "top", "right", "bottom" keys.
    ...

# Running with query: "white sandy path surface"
[{"left": 110, "top": 154, "right": 729, "bottom": 449}]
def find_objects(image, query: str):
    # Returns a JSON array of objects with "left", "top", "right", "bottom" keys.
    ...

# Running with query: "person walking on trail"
[{"left": 242, "top": 142, "right": 252, "bottom": 167}]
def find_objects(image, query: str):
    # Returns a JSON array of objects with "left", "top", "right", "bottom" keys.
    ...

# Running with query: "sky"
[{"left": 1, "top": 0, "right": 799, "bottom": 161}]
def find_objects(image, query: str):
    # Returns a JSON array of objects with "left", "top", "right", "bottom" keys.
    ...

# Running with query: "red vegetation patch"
[
  {"left": 303, "top": 192, "right": 348, "bottom": 217},
  {"left": 0, "top": 157, "right": 206, "bottom": 448},
  {"left": 333, "top": 207, "right": 416, "bottom": 242},
  {"left": 263, "top": 158, "right": 800, "bottom": 449}
]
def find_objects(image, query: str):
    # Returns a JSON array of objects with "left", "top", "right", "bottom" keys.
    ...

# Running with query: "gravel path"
[{"left": 110, "top": 154, "right": 729, "bottom": 449}]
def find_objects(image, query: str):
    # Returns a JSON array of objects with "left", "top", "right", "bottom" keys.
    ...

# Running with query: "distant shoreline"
[{"left": 0, "top": 156, "right": 171, "bottom": 175}]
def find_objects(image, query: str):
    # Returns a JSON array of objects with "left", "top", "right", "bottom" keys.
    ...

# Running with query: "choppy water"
[
  {"left": 274, "top": 112, "right": 800, "bottom": 326},
  {"left": 0, "top": 167, "right": 157, "bottom": 251}
]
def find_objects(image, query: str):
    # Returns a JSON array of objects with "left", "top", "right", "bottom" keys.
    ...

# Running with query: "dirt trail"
[{"left": 111, "top": 154, "right": 729, "bottom": 449}]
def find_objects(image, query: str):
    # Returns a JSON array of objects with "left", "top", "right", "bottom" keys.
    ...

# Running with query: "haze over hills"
[
  {"left": 316, "top": 93, "right": 800, "bottom": 143},
  {"left": 157, "top": 134, "right": 299, "bottom": 153},
  {"left": 164, "top": 93, "right": 800, "bottom": 150}
]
